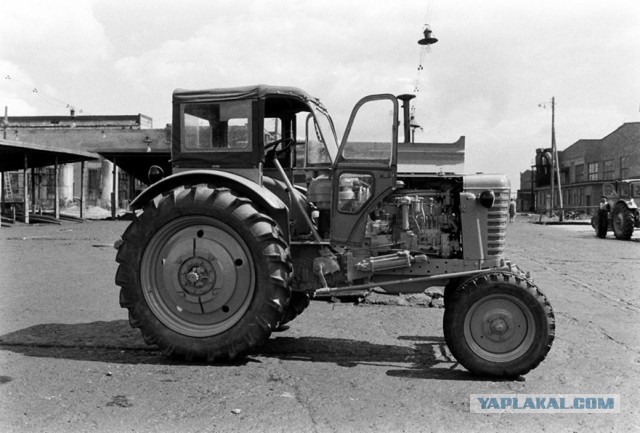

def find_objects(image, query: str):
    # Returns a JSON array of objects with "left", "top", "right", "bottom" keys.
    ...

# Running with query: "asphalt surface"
[{"left": 0, "top": 217, "right": 638, "bottom": 432}]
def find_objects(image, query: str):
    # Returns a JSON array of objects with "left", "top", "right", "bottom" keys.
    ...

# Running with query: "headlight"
[{"left": 478, "top": 190, "right": 495, "bottom": 208}]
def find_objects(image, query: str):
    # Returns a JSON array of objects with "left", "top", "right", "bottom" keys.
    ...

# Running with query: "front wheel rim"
[
  {"left": 463, "top": 293, "right": 536, "bottom": 363},
  {"left": 141, "top": 216, "right": 255, "bottom": 337}
]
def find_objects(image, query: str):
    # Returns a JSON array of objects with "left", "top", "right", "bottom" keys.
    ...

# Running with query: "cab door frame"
[{"left": 330, "top": 94, "right": 399, "bottom": 246}]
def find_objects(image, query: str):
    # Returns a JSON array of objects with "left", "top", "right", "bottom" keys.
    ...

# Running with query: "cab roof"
[{"left": 172, "top": 84, "right": 317, "bottom": 104}]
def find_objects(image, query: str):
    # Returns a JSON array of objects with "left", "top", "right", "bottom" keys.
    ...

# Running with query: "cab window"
[
  {"left": 306, "top": 114, "right": 332, "bottom": 165},
  {"left": 337, "top": 173, "right": 373, "bottom": 213},
  {"left": 341, "top": 98, "right": 394, "bottom": 163},
  {"left": 182, "top": 101, "right": 251, "bottom": 151}
]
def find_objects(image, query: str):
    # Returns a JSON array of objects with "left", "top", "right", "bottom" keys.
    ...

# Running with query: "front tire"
[
  {"left": 115, "top": 184, "right": 292, "bottom": 361},
  {"left": 443, "top": 272, "right": 555, "bottom": 378},
  {"left": 612, "top": 203, "right": 634, "bottom": 240}
]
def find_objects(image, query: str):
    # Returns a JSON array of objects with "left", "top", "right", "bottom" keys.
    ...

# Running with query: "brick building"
[
  {"left": 521, "top": 122, "right": 640, "bottom": 216},
  {"left": 516, "top": 169, "right": 535, "bottom": 212}
]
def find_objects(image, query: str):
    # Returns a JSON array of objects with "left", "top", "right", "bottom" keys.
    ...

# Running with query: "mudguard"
[
  {"left": 130, "top": 170, "right": 290, "bottom": 241},
  {"left": 618, "top": 198, "right": 638, "bottom": 210}
]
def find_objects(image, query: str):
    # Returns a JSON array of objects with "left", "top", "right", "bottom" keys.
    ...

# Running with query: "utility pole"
[
  {"left": 549, "top": 97, "right": 564, "bottom": 220},
  {"left": 544, "top": 97, "right": 564, "bottom": 219},
  {"left": 550, "top": 97, "right": 555, "bottom": 218},
  {"left": 3, "top": 106, "right": 7, "bottom": 139}
]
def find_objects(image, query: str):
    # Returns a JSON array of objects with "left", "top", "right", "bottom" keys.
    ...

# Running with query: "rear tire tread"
[
  {"left": 612, "top": 203, "right": 634, "bottom": 240},
  {"left": 114, "top": 184, "right": 292, "bottom": 362}
]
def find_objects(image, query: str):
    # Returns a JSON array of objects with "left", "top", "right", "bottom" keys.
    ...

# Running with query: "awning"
[
  {"left": 0, "top": 138, "right": 99, "bottom": 172},
  {"left": 97, "top": 150, "right": 172, "bottom": 184}
]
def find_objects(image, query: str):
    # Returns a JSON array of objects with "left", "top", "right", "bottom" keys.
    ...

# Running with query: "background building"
[
  {"left": 517, "top": 169, "right": 535, "bottom": 212},
  {"left": 521, "top": 122, "right": 640, "bottom": 216},
  {"left": 2, "top": 113, "right": 170, "bottom": 215}
]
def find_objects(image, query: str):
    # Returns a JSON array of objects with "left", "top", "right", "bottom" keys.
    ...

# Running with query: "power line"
[
  {"left": 4, "top": 74, "right": 87, "bottom": 114},
  {"left": 412, "top": 4, "right": 438, "bottom": 119}
]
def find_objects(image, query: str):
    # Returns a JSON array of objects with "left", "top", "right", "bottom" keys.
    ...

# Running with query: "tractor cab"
[
  {"left": 170, "top": 85, "right": 339, "bottom": 183},
  {"left": 169, "top": 85, "right": 401, "bottom": 247}
]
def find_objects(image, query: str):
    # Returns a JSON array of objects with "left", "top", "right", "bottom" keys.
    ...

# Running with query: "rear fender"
[
  {"left": 130, "top": 170, "right": 290, "bottom": 241},
  {"left": 617, "top": 198, "right": 638, "bottom": 210}
]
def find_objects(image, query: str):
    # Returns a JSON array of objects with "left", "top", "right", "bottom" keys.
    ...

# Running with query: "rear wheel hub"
[
  {"left": 179, "top": 257, "right": 217, "bottom": 296},
  {"left": 141, "top": 216, "right": 255, "bottom": 337}
]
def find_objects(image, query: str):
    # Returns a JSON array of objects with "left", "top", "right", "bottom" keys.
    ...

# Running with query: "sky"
[{"left": 1, "top": 0, "right": 639, "bottom": 191}]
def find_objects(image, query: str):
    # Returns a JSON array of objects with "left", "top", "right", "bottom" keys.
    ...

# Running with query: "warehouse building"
[{"left": 519, "top": 122, "right": 640, "bottom": 216}]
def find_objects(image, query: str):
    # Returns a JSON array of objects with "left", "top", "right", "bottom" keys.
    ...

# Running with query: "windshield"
[{"left": 308, "top": 102, "right": 339, "bottom": 164}]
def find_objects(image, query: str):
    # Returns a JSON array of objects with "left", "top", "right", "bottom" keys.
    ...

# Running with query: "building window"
[
  {"left": 88, "top": 168, "right": 101, "bottom": 190},
  {"left": 603, "top": 159, "right": 615, "bottom": 180},
  {"left": 575, "top": 164, "right": 584, "bottom": 183},
  {"left": 588, "top": 162, "right": 599, "bottom": 181},
  {"left": 620, "top": 156, "right": 629, "bottom": 179}
]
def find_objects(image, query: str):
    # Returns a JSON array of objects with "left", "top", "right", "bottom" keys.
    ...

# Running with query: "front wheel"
[
  {"left": 115, "top": 184, "right": 292, "bottom": 362},
  {"left": 443, "top": 272, "right": 555, "bottom": 378}
]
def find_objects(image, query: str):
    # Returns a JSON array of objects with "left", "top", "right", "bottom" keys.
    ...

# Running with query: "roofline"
[
  {"left": 560, "top": 121, "right": 640, "bottom": 153},
  {"left": 3, "top": 114, "right": 152, "bottom": 123},
  {"left": 0, "top": 138, "right": 99, "bottom": 159},
  {"left": 600, "top": 121, "right": 640, "bottom": 140}
]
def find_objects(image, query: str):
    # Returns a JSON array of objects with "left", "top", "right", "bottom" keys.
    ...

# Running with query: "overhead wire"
[
  {"left": 3, "top": 74, "right": 87, "bottom": 114},
  {"left": 411, "top": 1, "right": 435, "bottom": 119}
]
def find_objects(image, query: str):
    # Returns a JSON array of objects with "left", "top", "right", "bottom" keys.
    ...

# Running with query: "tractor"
[
  {"left": 592, "top": 179, "right": 640, "bottom": 240},
  {"left": 115, "top": 85, "right": 555, "bottom": 377}
]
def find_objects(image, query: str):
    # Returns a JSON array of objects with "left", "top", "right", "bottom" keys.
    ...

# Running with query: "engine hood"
[{"left": 463, "top": 173, "right": 511, "bottom": 191}]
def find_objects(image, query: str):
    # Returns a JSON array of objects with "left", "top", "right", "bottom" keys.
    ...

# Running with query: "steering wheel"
[{"left": 265, "top": 137, "right": 295, "bottom": 158}]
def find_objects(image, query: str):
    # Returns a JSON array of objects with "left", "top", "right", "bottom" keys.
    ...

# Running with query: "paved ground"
[{"left": 0, "top": 218, "right": 638, "bottom": 432}]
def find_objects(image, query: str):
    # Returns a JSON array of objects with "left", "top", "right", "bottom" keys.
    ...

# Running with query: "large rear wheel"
[
  {"left": 115, "top": 184, "right": 292, "bottom": 361},
  {"left": 443, "top": 272, "right": 555, "bottom": 378},
  {"left": 612, "top": 203, "right": 634, "bottom": 240},
  {"left": 280, "top": 292, "right": 311, "bottom": 326}
]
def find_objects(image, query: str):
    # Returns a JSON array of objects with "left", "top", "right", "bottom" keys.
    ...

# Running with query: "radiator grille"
[{"left": 486, "top": 191, "right": 509, "bottom": 257}]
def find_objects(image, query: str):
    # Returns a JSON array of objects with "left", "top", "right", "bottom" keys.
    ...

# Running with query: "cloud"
[
  {"left": 0, "top": 1, "right": 112, "bottom": 115},
  {"left": 2, "top": 0, "right": 639, "bottom": 189},
  {"left": 1, "top": 0, "right": 109, "bottom": 74}
]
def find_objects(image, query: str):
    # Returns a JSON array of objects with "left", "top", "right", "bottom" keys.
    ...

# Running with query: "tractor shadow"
[
  {"left": 0, "top": 320, "right": 167, "bottom": 365},
  {"left": 0, "top": 320, "right": 490, "bottom": 381},
  {"left": 260, "top": 334, "right": 482, "bottom": 381}
]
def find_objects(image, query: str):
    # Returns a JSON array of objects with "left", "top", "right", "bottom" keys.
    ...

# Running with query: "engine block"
[{"left": 365, "top": 187, "right": 461, "bottom": 258}]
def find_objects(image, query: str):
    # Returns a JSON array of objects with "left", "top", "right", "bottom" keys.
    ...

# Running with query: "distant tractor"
[
  {"left": 591, "top": 180, "right": 640, "bottom": 240},
  {"left": 114, "top": 85, "right": 555, "bottom": 377}
]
